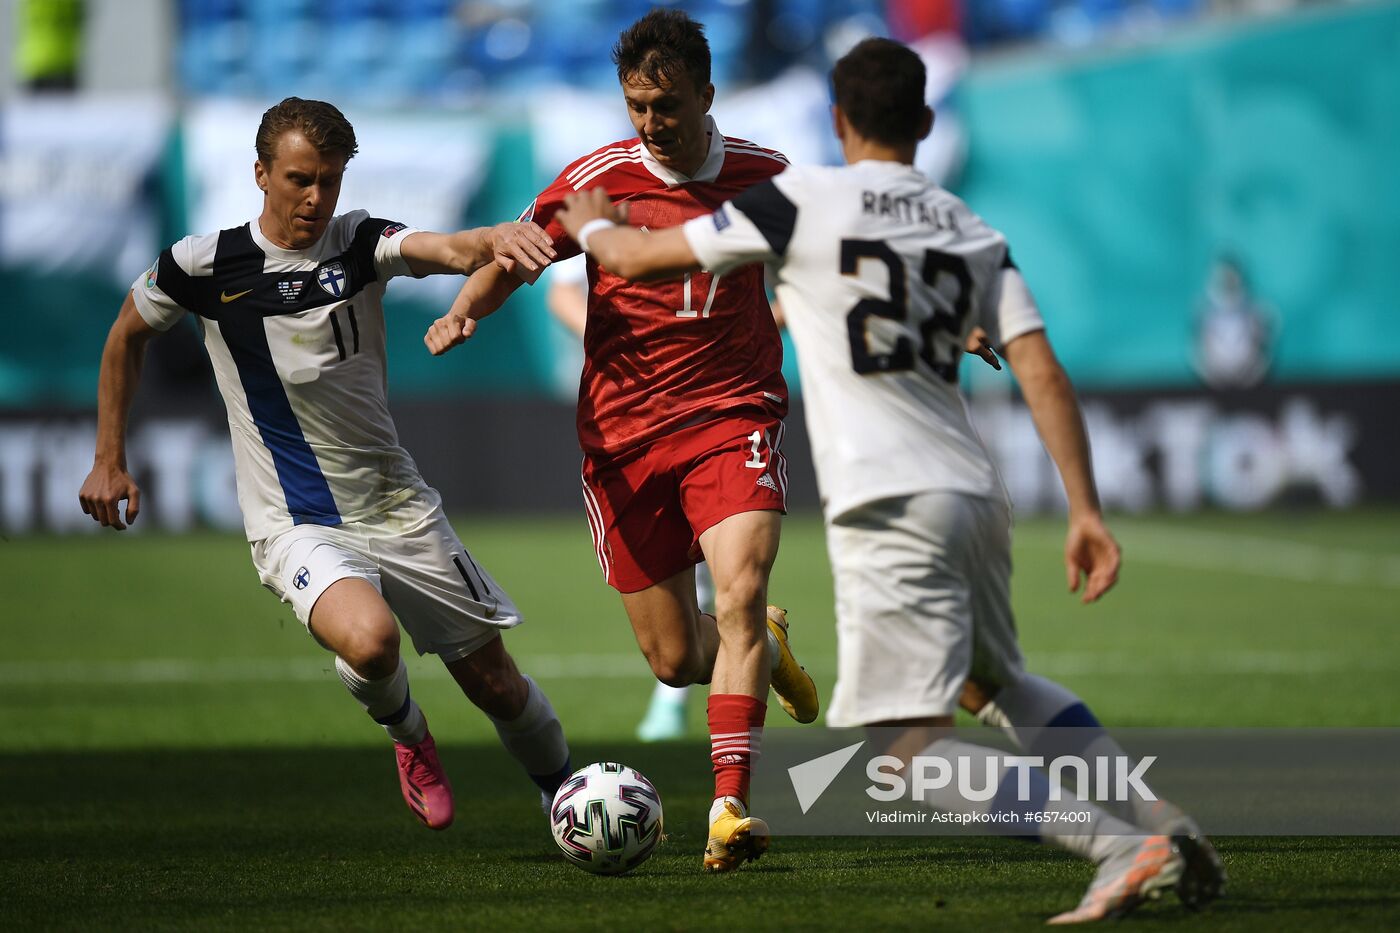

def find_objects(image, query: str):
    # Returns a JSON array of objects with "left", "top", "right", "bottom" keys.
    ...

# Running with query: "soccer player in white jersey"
[
  {"left": 78, "top": 97, "right": 572, "bottom": 832},
  {"left": 553, "top": 38, "right": 1226, "bottom": 925}
]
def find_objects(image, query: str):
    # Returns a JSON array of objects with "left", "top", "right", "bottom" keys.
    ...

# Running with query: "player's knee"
[
  {"left": 338, "top": 615, "right": 400, "bottom": 677},
  {"left": 653, "top": 666, "right": 695, "bottom": 689},
  {"left": 646, "top": 650, "right": 699, "bottom": 688}
]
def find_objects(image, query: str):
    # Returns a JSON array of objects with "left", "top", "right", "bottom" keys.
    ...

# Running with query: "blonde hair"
[{"left": 255, "top": 97, "right": 358, "bottom": 165}]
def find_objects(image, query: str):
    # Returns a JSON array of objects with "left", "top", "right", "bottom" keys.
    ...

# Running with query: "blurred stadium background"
[{"left": 3, "top": 0, "right": 1398, "bottom": 530}]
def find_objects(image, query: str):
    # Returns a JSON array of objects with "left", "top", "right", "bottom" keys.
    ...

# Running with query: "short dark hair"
[
  {"left": 831, "top": 38, "right": 928, "bottom": 146},
  {"left": 612, "top": 8, "right": 711, "bottom": 91},
  {"left": 255, "top": 97, "right": 359, "bottom": 166}
]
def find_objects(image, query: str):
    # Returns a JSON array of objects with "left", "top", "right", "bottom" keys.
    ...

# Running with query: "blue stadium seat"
[
  {"left": 1152, "top": 0, "right": 1203, "bottom": 18},
  {"left": 397, "top": 0, "right": 453, "bottom": 21},
  {"left": 249, "top": 16, "right": 314, "bottom": 93},
  {"left": 391, "top": 19, "right": 458, "bottom": 97},
  {"left": 775, "top": 0, "right": 822, "bottom": 24},
  {"left": 1078, "top": 0, "right": 1127, "bottom": 29},
  {"left": 321, "top": 0, "right": 385, "bottom": 22},
  {"left": 248, "top": 0, "right": 313, "bottom": 27},
  {"left": 181, "top": 20, "right": 251, "bottom": 95},
  {"left": 320, "top": 18, "right": 386, "bottom": 96},
  {"left": 180, "top": 0, "right": 240, "bottom": 27},
  {"left": 964, "top": 0, "right": 1053, "bottom": 46}
]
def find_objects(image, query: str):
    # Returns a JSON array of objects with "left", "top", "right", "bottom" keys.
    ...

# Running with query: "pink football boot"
[{"left": 395, "top": 730, "right": 454, "bottom": 830}]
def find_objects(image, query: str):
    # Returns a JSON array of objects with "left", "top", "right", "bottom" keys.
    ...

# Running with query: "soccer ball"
[{"left": 549, "top": 762, "right": 664, "bottom": 875}]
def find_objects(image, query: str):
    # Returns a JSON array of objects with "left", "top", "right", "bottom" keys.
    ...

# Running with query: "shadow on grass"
[
  {"left": 3, "top": 743, "right": 1399, "bottom": 931},
  {"left": 0, "top": 741, "right": 713, "bottom": 857}
]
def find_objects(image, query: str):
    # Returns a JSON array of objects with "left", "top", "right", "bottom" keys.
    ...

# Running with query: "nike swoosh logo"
[{"left": 220, "top": 289, "right": 253, "bottom": 304}]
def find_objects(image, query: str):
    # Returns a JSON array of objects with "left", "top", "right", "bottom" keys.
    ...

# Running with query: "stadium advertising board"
[
  {"left": 970, "top": 383, "right": 1387, "bottom": 515},
  {"left": 0, "top": 95, "right": 171, "bottom": 287},
  {"left": 0, "top": 96, "right": 172, "bottom": 410},
  {"left": 3, "top": 382, "right": 1395, "bottom": 533}
]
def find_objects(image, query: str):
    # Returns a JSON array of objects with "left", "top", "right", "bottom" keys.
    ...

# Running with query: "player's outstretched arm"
[
  {"left": 557, "top": 188, "right": 700, "bottom": 281},
  {"left": 79, "top": 293, "right": 159, "bottom": 531},
  {"left": 1002, "top": 330, "right": 1120, "bottom": 603},
  {"left": 401, "top": 221, "right": 555, "bottom": 279},
  {"left": 424, "top": 262, "right": 527, "bottom": 355}
]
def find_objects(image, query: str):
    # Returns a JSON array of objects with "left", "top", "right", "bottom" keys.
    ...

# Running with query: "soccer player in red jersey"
[{"left": 425, "top": 10, "right": 817, "bottom": 871}]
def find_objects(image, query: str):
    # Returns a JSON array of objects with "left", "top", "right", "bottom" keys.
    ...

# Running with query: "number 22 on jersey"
[{"left": 841, "top": 239, "right": 971, "bottom": 382}]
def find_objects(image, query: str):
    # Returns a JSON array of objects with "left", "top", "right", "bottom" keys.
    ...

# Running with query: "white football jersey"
[
  {"left": 683, "top": 160, "right": 1044, "bottom": 522},
  {"left": 131, "top": 211, "right": 426, "bottom": 541}
]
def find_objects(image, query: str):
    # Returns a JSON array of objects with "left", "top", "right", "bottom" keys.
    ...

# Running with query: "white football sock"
[
  {"left": 709, "top": 795, "right": 746, "bottom": 823},
  {"left": 489, "top": 676, "right": 571, "bottom": 793},
  {"left": 651, "top": 681, "right": 690, "bottom": 703},
  {"left": 914, "top": 736, "right": 1140, "bottom": 864},
  {"left": 979, "top": 674, "right": 1176, "bottom": 831},
  {"left": 976, "top": 673, "right": 1083, "bottom": 740},
  {"left": 694, "top": 562, "right": 716, "bottom": 614},
  {"left": 335, "top": 656, "right": 427, "bottom": 746}
]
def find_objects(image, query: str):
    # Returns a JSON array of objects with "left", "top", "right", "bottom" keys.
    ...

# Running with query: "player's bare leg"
[
  {"left": 620, "top": 565, "right": 719, "bottom": 687},
  {"left": 618, "top": 564, "right": 764, "bottom": 868},
  {"left": 637, "top": 564, "right": 714, "bottom": 741},
  {"left": 310, "top": 578, "right": 452, "bottom": 829},
  {"left": 616, "top": 513, "right": 813, "bottom": 870},
  {"left": 694, "top": 509, "right": 783, "bottom": 872},
  {"left": 445, "top": 634, "right": 528, "bottom": 718},
  {"left": 309, "top": 578, "right": 401, "bottom": 679},
  {"left": 702, "top": 511, "right": 818, "bottom": 723},
  {"left": 700, "top": 509, "right": 780, "bottom": 698},
  {"left": 445, "top": 636, "right": 572, "bottom": 809}
]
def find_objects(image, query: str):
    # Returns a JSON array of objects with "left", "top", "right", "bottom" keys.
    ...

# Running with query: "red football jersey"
[{"left": 525, "top": 119, "right": 789, "bottom": 458}]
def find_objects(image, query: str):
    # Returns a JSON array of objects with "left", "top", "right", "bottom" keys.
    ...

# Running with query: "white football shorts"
[
  {"left": 250, "top": 486, "right": 521, "bottom": 663},
  {"left": 824, "top": 491, "right": 1025, "bottom": 727}
]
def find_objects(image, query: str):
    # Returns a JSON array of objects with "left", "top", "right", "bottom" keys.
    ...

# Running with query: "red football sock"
[{"left": 708, "top": 693, "right": 767, "bottom": 804}]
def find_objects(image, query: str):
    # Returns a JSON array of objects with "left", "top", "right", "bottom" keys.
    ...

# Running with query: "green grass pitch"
[{"left": 3, "top": 509, "right": 1399, "bottom": 930}]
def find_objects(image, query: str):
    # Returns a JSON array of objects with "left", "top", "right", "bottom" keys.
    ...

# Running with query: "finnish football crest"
[
  {"left": 317, "top": 261, "right": 348, "bottom": 298},
  {"left": 293, "top": 566, "right": 311, "bottom": 590}
]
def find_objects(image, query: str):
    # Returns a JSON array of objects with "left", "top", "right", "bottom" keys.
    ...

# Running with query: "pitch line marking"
[
  {"left": 1023, "top": 522, "right": 1400, "bottom": 590},
  {"left": 2, "top": 649, "right": 1395, "bottom": 686}
]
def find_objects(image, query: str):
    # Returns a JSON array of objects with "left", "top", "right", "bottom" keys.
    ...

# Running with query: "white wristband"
[{"left": 576, "top": 218, "right": 618, "bottom": 255}]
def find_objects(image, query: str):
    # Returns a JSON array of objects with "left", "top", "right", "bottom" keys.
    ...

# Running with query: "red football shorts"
[{"left": 580, "top": 413, "right": 789, "bottom": 593}]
